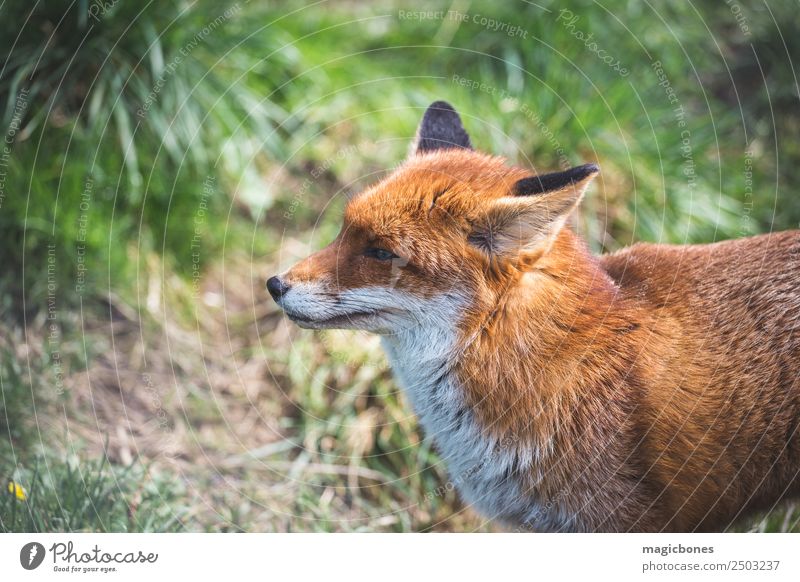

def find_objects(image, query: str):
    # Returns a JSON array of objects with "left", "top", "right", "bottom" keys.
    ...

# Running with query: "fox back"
[{"left": 268, "top": 101, "right": 800, "bottom": 532}]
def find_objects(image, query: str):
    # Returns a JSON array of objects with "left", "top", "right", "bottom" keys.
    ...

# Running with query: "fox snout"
[{"left": 266, "top": 243, "right": 408, "bottom": 331}]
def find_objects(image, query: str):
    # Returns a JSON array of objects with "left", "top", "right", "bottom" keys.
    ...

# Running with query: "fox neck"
[
  {"left": 384, "top": 228, "right": 627, "bottom": 441},
  {"left": 381, "top": 229, "right": 636, "bottom": 527},
  {"left": 380, "top": 303, "right": 531, "bottom": 523},
  {"left": 457, "top": 228, "right": 633, "bottom": 449},
  {"left": 380, "top": 294, "right": 466, "bottom": 431}
]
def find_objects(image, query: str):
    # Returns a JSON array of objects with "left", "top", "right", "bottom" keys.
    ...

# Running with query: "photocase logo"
[{"left": 20, "top": 542, "right": 46, "bottom": 570}]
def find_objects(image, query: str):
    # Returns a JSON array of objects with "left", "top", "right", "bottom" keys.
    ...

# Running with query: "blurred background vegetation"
[{"left": 1, "top": 0, "right": 798, "bottom": 532}]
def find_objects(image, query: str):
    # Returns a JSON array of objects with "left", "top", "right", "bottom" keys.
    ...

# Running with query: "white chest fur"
[{"left": 380, "top": 314, "right": 561, "bottom": 529}]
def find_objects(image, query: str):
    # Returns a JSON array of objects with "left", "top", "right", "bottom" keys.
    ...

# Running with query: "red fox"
[{"left": 268, "top": 101, "right": 800, "bottom": 532}]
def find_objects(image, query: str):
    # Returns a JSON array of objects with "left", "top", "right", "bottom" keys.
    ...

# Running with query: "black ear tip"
[
  {"left": 416, "top": 100, "right": 473, "bottom": 154},
  {"left": 580, "top": 163, "right": 600, "bottom": 175},
  {"left": 514, "top": 163, "right": 600, "bottom": 196},
  {"left": 421, "top": 101, "right": 461, "bottom": 124},
  {"left": 427, "top": 100, "right": 456, "bottom": 112}
]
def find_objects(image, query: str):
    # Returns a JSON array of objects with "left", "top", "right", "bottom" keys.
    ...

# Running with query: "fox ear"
[
  {"left": 470, "top": 164, "right": 599, "bottom": 256},
  {"left": 414, "top": 101, "right": 473, "bottom": 155}
]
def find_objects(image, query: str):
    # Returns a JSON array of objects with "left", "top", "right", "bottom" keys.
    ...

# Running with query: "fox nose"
[{"left": 266, "top": 276, "right": 290, "bottom": 301}]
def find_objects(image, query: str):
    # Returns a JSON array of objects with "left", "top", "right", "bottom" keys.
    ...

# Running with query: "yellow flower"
[{"left": 7, "top": 481, "right": 27, "bottom": 501}]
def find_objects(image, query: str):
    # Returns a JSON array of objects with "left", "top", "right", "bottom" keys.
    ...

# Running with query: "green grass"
[
  {"left": 0, "top": 0, "right": 296, "bottom": 309},
  {"left": 0, "top": 341, "right": 183, "bottom": 532},
  {"left": 1, "top": 455, "right": 184, "bottom": 532},
  {"left": 1, "top": 0, "right": 799, "bottom": 532}
]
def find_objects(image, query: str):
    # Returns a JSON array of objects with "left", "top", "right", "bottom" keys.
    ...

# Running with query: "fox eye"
[{"left": 363, "top": 247, "right": 398, "bottom": 261}]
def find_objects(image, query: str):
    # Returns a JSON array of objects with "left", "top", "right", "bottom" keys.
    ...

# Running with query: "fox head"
[{"left": 268, "top": 101, "right": 599, "bottom": 335}]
